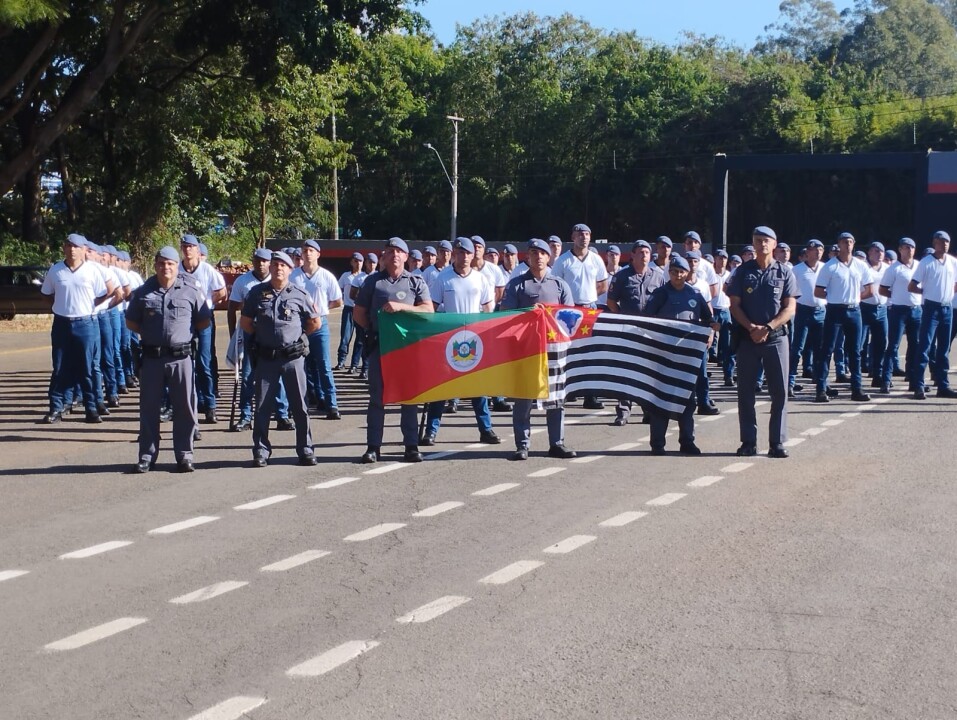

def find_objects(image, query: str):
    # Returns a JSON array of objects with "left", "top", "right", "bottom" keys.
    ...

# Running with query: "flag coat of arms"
[{"left": 378, "top": 308, "right": 550, "bottom": 404}]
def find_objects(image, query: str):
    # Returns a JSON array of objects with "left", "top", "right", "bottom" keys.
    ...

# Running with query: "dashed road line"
[
  {"left": 0, "top": 570, "right": 29, "bottom": 583},
  {"left": 698, "top": 415, "right": 724, "bottom": 423},
  {"left": 822, "top": 419, "right": 845, "bottom": 427},
  {"left": 396, "top": 596, "right": 471, "bottom": 624},
  {"left": 425, "top": 451, "right": 459, "bottom": 461},
  {"left": 59, "top": 541, "right": 133, "bottom": 560},
  {"left": 343, "top": 523, "right": 406, "bottom": 542},
  {"left": 754, "top": 401, "right": 768, "bottom": 407},
  {"left": 472, "top": 483, "right": 520, "bottom": 496},
  {"left": 801, "top": 427, "right": 826, "bottom": 436},
  {"left": 261, "top": 550, "right": 330, "bottom": 572},
  {"left": 479, "top": 560, "right": 545, "bottom": 585},
  {"left": 287, "top": 640, "right": 380, "bottom": 677},
  {"left": 527, "top": 467, "right": 565, "bottom": 478},
  {"left": 170, "top": 581, "right": 248, "bottom": 605},
  {"left": 309, "top": 477, "right": 358, "bottom": 490},
  {"left": 412, "top": 501, "right": 464, "bottom": 518},
  {"left": 783, "top": 438, "right": 806, "bottom": 448},
  {"left": 570, "top": 455, "right": 606, "bottom": 464},
  {"left": 607, "top": 442, "right": 642, "bottom": 452},
  {"left": 564, "top": 419, "right": 581, "bottom": 425},
  {"left": 599, "top": 511, "right": 647, "bottom": 527},
  {"left": 363, "top": 463, "right": 405, "bottom": 475},
  {"left": 840, "top": 412, "right": 861, "bottom": 419},
  {"left": 687, "top": 475, "right": 723, "bottom": 488},
  {"left": 234, "top": 494, "right": 295, "bottom": 511},
  {"left": 646, "top": 493, "right": 687, "bottom": 506},
  {"left": 872, "top": 397, "right": 891, "bottom": 404},
  {"left": 857, "top": 404, "right": 876, "bottom": 410},
  {"left": 148, "top": 516, "right": 219, "bottom": 535},
  {"left": 720, "top": 462, "right": 753, "bottom": 473},
  {"left": 543, "top": 535, "right": 597, "bottom": 554},
  {"left": 185, "top": 696, "right": 267, "bottom": 720},
  {"left": 466, "top": 443, "right": 488, "bottom": 449},
  {"left": 44, "top": 617, "right": 148, "bottom": 652}
]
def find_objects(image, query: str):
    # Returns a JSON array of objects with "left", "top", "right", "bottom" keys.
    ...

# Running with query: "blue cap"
[
  {"left": 632, "top": 240, "right": 652, "bottom": 251},
  {"left": 853, "top": 250, "right": 866, "bottom": 259},
  {"left": 572, "top": 223, "right": 591, "bottom": 233},
  {"left": 470, "top": 235, "right": 486, "bottom": 247},
  {"left": 548, "top": 235, "right": 562, "bottom": 245},
  {"left": 704, "top": 253, "right": 715, "bottom": 263},
  {"left": 807, "top": 239, "right": 824, "bottom": 248},
  {"left": 366, "top": 253, "right": 378, "bottom": 263},
  {"left": 607, "top": 245, "right": 621, "bottom": 255},
  {"left": 730, "top": 254, "right": 742, "bottom": 263},
  {"left": 899, "top": 237, "right": 916, "bottom": 248},
  {"left": 104, "top": 245, "right": 117, "bottom": 255},
  {"left": 715, "top": 249, "right": 729, "bottom": 258},
  {"left": 829, "top": 244, "right": 839, "bottom": 252},
  {"left": 86, "top": 243, "right": 101, "bottom": 253},
  {"left": 385, "top": 237, "right": 409, "bottom": 253},
  {"left": 65, "top": 233, "right": 87, "bottom": 248},
  {"left": 503, "top": 244, "right": 518, "bottom": 254},
  {"left": 838, "top": 232, "right": 855, "bottom": 241},
  {"left": 454, "top": 237, "right": 475, "bottom": 253},
  {"left": 410, "top": 249, "right": 423, "bottom": 260},
  {"left": 292, "top": 247, "right": 302, "bottom": 256},
  {"left": 438, "top": 240, "right": 453, "bottom": 251},
  {"left": 156, "top": 246, "right": 179, "bottom": 262},
  {"left": 670, "top": 255, "right": 690, "bottom": 271},
  {"left": 253, "top": 248, "right": 272, "bottom": 261},
  {"left": 424, "top": 246, "right": 437, "bottom": 255},
  {"left": 528, "top": 238, "right": 550, "bottom": 253},
  {"left": 655, "top": 235, "right": 673, "bottom": 248},
  {"left": 753, "top": 226, "right": 777, "bottom": 240},
  {"left": 777, "top": 243, "right": 790, "bottom": 251},
  {"left": 684, "top": 230, "right": 702, "bottom": 243},
  {"left": 869, "top": 241, "right": 885, "bottom": 252},
  {"left": 271, "top": 251, "right": 294, "bottom": 268},
  {"left": 302, "top": 239, "right": 321, "bottom": 252},
  {"left": 933, "top": 230, "right": 951, "bottom": 242},
  {"left": 180, "top": 234, "right": 199, "bottom": 246},
  {"left": 486, "top": 247, "right": 499, "bottom": 256},
  {"left": 684, "top": 249, "right": 702, "bottom": 260},
  {"left": 352, "top": 251, "right": 364, "bottom": 261},
  {"left": 198, "top": 243, "right": 209, "bottom": 256},
  {"left": 742, "top": 245, "right": 755, "bottom": 254},
  {"left": 925, "top": 247, "right": 936, "bottom": 255},
  {"left": 885, "top": 250, "right": 898, "bottom": 262}
]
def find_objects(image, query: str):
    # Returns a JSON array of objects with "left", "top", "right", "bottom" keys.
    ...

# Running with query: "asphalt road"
[{"left": 1, "top": 317, "right": 955, "bottom": 720}]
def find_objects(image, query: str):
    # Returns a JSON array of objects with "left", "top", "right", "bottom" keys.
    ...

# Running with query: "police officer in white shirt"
[
  {"left": 348, "top": 252, "right": 378, "bottom": 378},
  {"left": 685, "top": 250, "right": 719, "bottom": 415},
  {"left": 788, "top": 239, "right": 827, "bottom": 397},
  {"left": 861, "top": 241, "right": 889, "bottom": 388},
  {"left": 879, "top": 237, "right": 922, "bottom": 393},
  {"left": 470, "top": 236, "right": 506, "bottom": 305},
  {"left": 336, "top": 251, "right": 364, "bottom": 371}
]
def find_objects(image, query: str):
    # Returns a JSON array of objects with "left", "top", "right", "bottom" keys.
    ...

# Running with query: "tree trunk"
[
  {"left": 20, "top": 167, "right": 44, "bottom": 248},
  {"left": 55, "top": 140, "right": 77, "bottom": 224},
  {"left": 259, "top": 185, "right": 271, "bottom": 247}
]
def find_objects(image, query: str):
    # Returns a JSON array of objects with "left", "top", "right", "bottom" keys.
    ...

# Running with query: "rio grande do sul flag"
[{"left": 378, "top": 308, "right": 549, "bottom": 404}]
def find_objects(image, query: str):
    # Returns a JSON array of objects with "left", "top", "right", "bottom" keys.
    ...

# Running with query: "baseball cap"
[
  {"left": 684, "top": 249, "right": 702, "bottom": 260},
  {"left": 410, "top": 249, "right": 423, "bottom": 260},
  {"left": 838, "top": 232, "right": 855, "bottom": 241},
  {"left": 156, "top": 246, "right": 179, "bottom": 262},
  {"left": 632, "top": 240, "right": 652, "bottom": 251},
  {"left": 742, "top": 245, "right": 755, "bottom": 254},
  {"left": 807, "top": 239, "right": 824, "bottom": 248},
  {"left": 933, "top": 230, "right": 951, "bottom": 242},
  {"left": 438, "top": 240, "right": 453, "bottom": 251},
  {"left": 715, "top": 249, "right": 729, "bottom": 258},
  {"left": 730, "top": 254, "right": 742, "bottom": 263},
  {"left": 424, "top": 246, "right": 437, "bottom": 255},
  {"left": 869, "top": 242, "right": 885, "bottom": 252},
  {"left": 853, "top": 250, "right": 866, "bottom": 259},
  {"left": 884, "top": 250, "right": 898, "bottom": 262},
  {"left": 486, "top": 247, "right": 499, "bottom": 256},
  {"left": 366, "top": 253, "right": 378, "bottom": 263},
  {"left": 548, "top": 235, "right": 562, "bottom": 245},
  {"left": 352, "top": 251, "right": 364, "bottom": 261},
  {"left": 470, "top": 235, "right": 486, "bottom": 247},
  {"left": 271, "top": 251, "right": 294, "bottom": 268},
  {"left": 198, "top": 243, "right": 209, "bottom": 256},
  {"left": 454, "top": 237, "right": 475, "bottom": 253},
  {"left": 777, "top": 242, "right": 790, "bottom": 251},
  {"left": 385, "top": 237, "right": 409, "bottom": 253},
  {"left": 302, "top": 239, "right": 321, "bottom": 252}
]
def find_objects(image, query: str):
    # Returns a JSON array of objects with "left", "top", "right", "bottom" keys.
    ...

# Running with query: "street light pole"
[{"left": 424, "top": 116, "right": 465, "bottom": 241}]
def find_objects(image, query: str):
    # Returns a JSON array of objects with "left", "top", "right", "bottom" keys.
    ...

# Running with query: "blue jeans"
[
  {"left": 861, "top": 303, "right": 888, "bottom": 379},
  {"left": 306, "top": 322, "right": 338, "bottom": 409},
  {"left": 49, "top": 316, "right": 99, "bottom": 413},
  {"left": 512, "top": 401, "right": 564, "bottom": 448},
  {"left": 120, "top": 316, "right": 134, "bottom": 382},
  {"left": 789, "top": 304, "right": 824, "bottom": 388},
  {"left": 817, "top": 304, "right": 863, "bottom": 392},
  {"left": 914, "top": 301, "right": 953, "bottom": 389},
  {"left": 883, "top": 305, "right": 921, "bottom": 387},
  {"left": 97, "top": 310, "right": 118, "bottom": 397},
  {"left": 695, "top": 350, "right": 711, "bottom": 407},
  {"left": 337, "top": 306, "right": 358, "bottom": 366},
  {"left": 109, "top": 308, "right": 125, "bottom": 388},
  {"left": 714, "top": 308, "right": 732, "bottom": 381},
  {"left": 426, "top": 396, "right": 493, "bottom": 437},
  {"left": 194, "top": 323, "right": 216, "bottom": 410}
]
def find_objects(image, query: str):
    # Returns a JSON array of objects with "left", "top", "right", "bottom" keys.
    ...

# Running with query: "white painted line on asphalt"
[
  {"left": 530, "top": 428, "right": 545, "bottom": 435},
  {"left": 607, "top": 442, "right": 642, "bottom": 452},
  {"left": 479, "top": 560, "right": 545, "bottom": 585},
  {"left": 872, "top": 397, "right": 891, "bottom": 404},
  {"left": 310, "top": 476, "right": 358, "bottom": 489},
  {"left": 363, "top": 463, "right": 405, "bottom": 475},
  {"left": 413, "top": 501, "right": 464, "bottom": 518},
  {"left": 646, "top": 493, "right": 687, "bottom": 506},
  {"left": 466, "top": 443, "right": 488, "bottom": 449},
  {"left": 44, "top": 617, "right": 147, "bottom": 652},
  {"left": 720, "top": 462, "right": 753, "bottom": 473},
  {"left": 801, "top": 427, "right": 826, "bottom": 436},
  {"left": 687, "top": 475, "right": 723, "bottom": 488},
  {"left": 472, "top": 483, "right": 520, "bottom": 496},
  {"left": 564, "top": 419, "right": 581, "bottom": 425},
  {"left": 396, "top": 596, "right": 471, "bottom": 624},
  {"left": 343, "top": 523, "right": 406, "bottom": 542},
  {"left": 425, "top": 451, "right": 458, "bottom": 461},
  {"left": 0, "top": 570, "right": 29, "bottom": 583},
  {"left": 725, "top": 408, "right": 739, "bottom": 415},
  {"left": 170, "top": 581, "right": 248, "bottom": 605},
  {"left": 857, "top": 404, "right": 876, "bottom": 410},
  {"left": 699, "top": 415, "right": 723, "bottom": 422},
  {"left": 822, "top": 419, "right": 845, "bottom": 426},
  {"left": 840, "top": 412, "right": 861, "bottom": 418},
  {"left": 571, "top": 454, "right": 606, "bottom": 464},
  {"left": 148, "top": 516, "right": 219, "bottom": 535},
  {"left": 287, "top": 640, "right": 380, "bottom": 677},
  {"left": 588, "top": 410, "right": 613, "bottom": 417},
  {"left": 527, "top": 467, "right": 565, "bottom": 478},
  {"left": 599, "top": 511, "right": 648, "bottom": 527},
  {"left": 755, "top": 401, "right": 768, "bottom": 407},
  {"left": 186, "top": 696, "right": 268, "bottom": 720},
  {"left": 543, "top": 535, "right": 597, "bottom": 554},
  {"left": 234, "top": 494, "right": 295, "bottom": 511},
  {"left": 783, "top": 438, "right": 806, "bottom": 448},
  {"left": 59, "top": 541, "right": 133, "bottom": 560},
  {"left": 261, "top": 550, "right": 330, "bottom": 572}
]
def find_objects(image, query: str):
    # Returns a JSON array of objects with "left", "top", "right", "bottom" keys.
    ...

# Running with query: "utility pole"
[
  {"left": 447, "top": 115, "right": 464, "bottom": 241},
  {"left": 332, "top": 110, "right": 339, "bottom": 240}
]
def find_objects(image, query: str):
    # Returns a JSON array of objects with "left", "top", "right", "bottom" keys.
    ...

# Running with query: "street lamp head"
[{"left": 423, "top": 143, "right": 433, "bottom": 149}]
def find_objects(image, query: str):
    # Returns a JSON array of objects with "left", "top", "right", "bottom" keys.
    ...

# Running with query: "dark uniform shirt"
[
  {"left": 241, "top": 282, "right": 318, "bottom": 349},
  {"left": 726, "top": 259, "right": 798, "bottom": 324},
  {"left": 127, "top": 275, "right": 209, "bottom": 346},
  {"left": 355, "top": 270, "right": 431, "bottom": 331},
  {"left": 607, "top": 264, "right": 666, "bottom": 315},
  {"left": 644, "top": 283, "right": 714, "bottom": 325},
  {"left": 501, "top": 271, "right": 574, "bottom": 309}
]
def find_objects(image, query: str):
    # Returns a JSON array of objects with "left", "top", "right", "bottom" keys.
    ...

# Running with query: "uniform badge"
[
  {"left": 689, "top": 299, "right": 697, "bottom": 307},
  {"left": 746, "top": 287, "right": 753, "bottom": 294},
  {"left": 396, "top": 291, "right": 408, "bottom": 300}
]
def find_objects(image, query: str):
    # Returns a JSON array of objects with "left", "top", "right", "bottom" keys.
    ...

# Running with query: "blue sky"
[{"left": 415, "top": 0, "right": 854, "bottom": 48}]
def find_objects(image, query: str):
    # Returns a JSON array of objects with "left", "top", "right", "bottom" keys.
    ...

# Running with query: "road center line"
[
  {"left": 44, "top": 617, "right": 148, "bottom": 652},
  {"left": 599, "top": 511, "right": 648, "bottom": 527},
  {"left": 871, "top": 397, "right": 891, "bottom": 404},
  {"left": 472, "top": 483, "right": 520, "bottom": 496},
  {"left": 261, "top": 550, "right": 331, "bottom": 572},
  {"left": 309, "top": 477, "right": 358, "bottom": 489},
  {"left": 343, "top": 523, "right": 406, "bottom": 542},
  {"left": 607, "top": 442, "right": 642, "bottom": 452},
  {"left": 822, "top": 419, "right": 845, "bottom": 427},
  {"left": 234, "top": 494, "right": 295, "bottom": 511},
  {"left": 59, "top": 541, "right": 133, "bottom": 560},
  {"left": 801, "top": 427, "right": 826, "bottom": 436},
  {"left": 287, "top": 640, "right": 380, "bottom": 677},
  {"left": 646, "top": 493, "right": 687, "bottom": 506},
  {"left": 857, "top": 404, "right": 876, "bottom": 410},
  {"left": 479, "top": 560, "right": 545, "bottom": 585},
  {"left": 466, "top": 443, "right": 488, "bottom": 449},
  {"left": 783, "top": 438, "right": 806, "bottom": 448},
  {"left": 413, "top": 501, "right": 464, "bottom": 518},
  {"left": 0, "top": 570, "right": 29, "bottom": 583},
  {"left": 170, "top": 581, "right": 248, "bottom": 605},
  {"left": 185, "top": 696, "right": 268, "bottom": 720},
  {"left": 564, "top": 419, "right": 581, "bottom": 425},
  {"left": 148, "top": 516, "right": 219, "bottom": 535},
  {"left": 687, "top": 475, "right": 724, "bottom": 488},
  {"left": 527, "top": 467, "right": 565, "bottom": 478},
  {"left": 840, "top": 412, "right": 860, "bottom": 419},
  {"left": 571, "top": 454, "right": 606, "bottom": 464},
  {"left": 363, "top": 463, "right": 405, "bottom": 475},
  {"left": 543, "top": 535, "right": 597, "bottom": 554},
  {"left": 720, "top": 462, "right": 753, "bottom": 473},
  {"left": 396, "top": 596, "right": 472, "bottom": 624}
]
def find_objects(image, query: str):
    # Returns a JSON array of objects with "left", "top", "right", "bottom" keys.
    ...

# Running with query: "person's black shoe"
[
  {"left": 937, "top": 387, "right": 957, "bottom": 398},
  {"left": 133, "top": 459, "right": 151, "bottom": 474},
  {"left": 850, "top": 391, "right": 871, "bottom": 402},
  {"left": 298, "top": 454, "right": 318, "bottom": 466},
  {"left": 176, "top": 460, "right": 194, "bottom": 473},
  {"left": 914, "top": 389, "right": 927, "bottom": 400},
  {"left": 787, "top": 387, "right": 796, "bottom": 399},
  {"left": 650, "top": 446, "right": 666, "bottom": 456},
  {"left": 346, "top": 366, "right": 357, "bottom": 374},
  {"left": 358, "top": 369, "right": 368, "bottom": 380},
  {"left": 892, "top": 369, "right": 907, "bottom": 378},
  {"left": 793, "top": 383, "right": 804, "bottom": 392},
  {"left": 276, "top": 417, "right": 295, "bottom": 431},
  {"left": 252, "top": 456, "right": 268, "bottom": 468},
  {"left": 511, "top": 448, "right": 529, "bottom": 461},
  {"left": 314, "top": 397, "right": 327, "bottom": 411},
  {"left": 736, "top": 443, "right": 757, "bottom": 456},
  {"left": 768, "top": 444, "right": 790, "bottom": 459},
  {"left": 203, "top": 410, "right": 218, "bottom": 424},
  {"left": 193, "top": 429, "right": 203, "bottom": 441},
  {"left": 878, "top": 384, "right": 891, "bottom": 394},
  {"left": 679, "top": 443, "right": 702, "bottom": 455},
  {"left": 420, "top": 433, "right": 436, "bottom": 447},
  {"left": 612, "top": 416, "right": 628, "bottom": 427},
  {"left": 836, "top": 373, "right": 851, "bottom": 383},
  {"left": 333, "top": 363, "right": 344, "bottom": 371},
  {"left": 491, "top": 399, "right": 513, "bottom": 412},
  {"left": 85, "top": 410, "right": 103, "bottom": 424},
  {"left": 106, "top": 396, "right": 120, "bottom": 408},
  {"left": 825, "top": 387, "right": 839, "bottom": 398},
  {"left": 548, "top": 444, "right": 577, "bottom": 459},
  {"left": 96, "top": 402, "right": 110, "bottom": 416},
  {"left": 802, "top": 368, "right": 814, "bottom": 379},
  {"left": 814, "top": 391, "right": 830, "bottom": 403},
  {"left": 723, "top": 378, "right": 736, "bottom": 387},
  {"left": 697, "top": 403, "right": 720, "bottom": 416},
  {"left": 40, "top": 411, "right": 62, "bottom": 424},
  {"left": 479, "top": 430, "right": 502, "bottom": 445},
  {"left": 360, "top": 447, "right": 378, "bottom": 464},
  {"left": 117, "top": 385, "right": 129, "bottom": 395},
  {"left": 582, "top": 398, "right": 605, "bottom": 410},
  {"left": 403, "top": 446, "right": 423, "bottom": 463},
  {"left": 128, "top": 376, "right": 139, "bottom": 388},
  {"left": 445, "top": 399, "right": 458, "bottom": 413},
  {"left": 870, "top": 377, "right": 882, "bottom": 388},
  {"left": 159, "top": 407, "right": 172, "bottom": 422},
  {"left": 326, "top": 408, "right": 341, "bottom": 420}
]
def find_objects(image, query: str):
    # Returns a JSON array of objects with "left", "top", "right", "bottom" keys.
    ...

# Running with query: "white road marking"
[
  {"left": 309, "top": 476, "right": 358, "bottom": 490},
  {"left": 527, "top": 467, "right": 565, "bottom": 478},
  {"left": 234, "top": 494, "right": 295, "bottom": 511},
  {"left": 479, "top": 560, "right": 545, "bottom": 585},
  {"left": 343, "top": 523, "right": 406, "bottom": 542},
  {"left": 148, "top": 516, "right": 219, "bottom": 535},
  {"left": 840, "top": 412, "right": 861, "bottom": 418},
  {"left": 413, "top": 501, "right": 464, "bottom": 518},
  {"left": 646, "top": 493, "right": 687, "bottom": 506},
  {"left": 783, "top": 438, "right": 806, "bottom": 448},
  {"left": 699, "top": 415, "right": 723, "bottom": 423},
  {"left": 857, "top": 404, "right": 876, "bottom": 410},
  {"left": 530, "top": 428, "right": 545, "bottom": 435},
  {"left": 725, "top": 408, "right": 739, "bottom": 415},
  {"left": 599, "top": 511, "right": 648, "bottom": 527},
  {"left": 363, "top": 463, "right": 405, "bottom": 475},
  {"left": 186, "top": 696, "right": 268, "bottom": 720},
  {"left": 472, "top": 483, "right": 520, "bottom": 496},
  {"left": 607, "top": 442, "right": 642, "bottom": 452},
  {"left": 822, "top": 419, "right": 845, "bottom": 427},
  {"left": 571, "top": 454, "right": 606, "bottom": 464},
  {"left": 170, "top": 581, "right": 248, "bottom": 605},
  {"left": 801, "top": 427, "right": 826, "bottom": 436},
  {"left": 687, "top": 475, "right": 723, "bottom": 488},
  {"left": 396, "top": 595, "right": 471, "bottom": 624},
  {"left": 466, "top": 443, "right": 488, "bottom": 449},
  {"left": 720, "top": 462, "right": 753, "bottom": 473},
  {"left": 588, "top": 410, "right": 613, "bottom": 417},
  {"left": 59, "top": 541, "right": 133, "bottom": 560},
  {"left": 564, "top": 419, "right": 581, "bottom": 425},
  {"left": 872, "top": 397, "right": 891, "bottom": 404},
  {"left": 543, "top": 535, "right": 597, "bottom": 554},
  {"left": 0, "top": 570, "right": 29, "bottom": 583},
  {"left": 287, "top": 640, "right": 380, "bottom": 677},
  {"left": 44, "top": 617, "right": 147, "bottom": 652},
  {"left": 261, "top": 550, "right": 330, "bottom": 572},
  {"left": 425, "top": 451, "right": 458, "bottom": 461},
  {"left": 754, "top": 401, "right": 768, "bottom": 407}
]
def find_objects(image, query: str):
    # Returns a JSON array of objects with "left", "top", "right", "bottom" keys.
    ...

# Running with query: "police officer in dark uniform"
[
  {"left": 353, "top": 237, "right": 433, "bottom": 464},
  {"left": 240, "top": 251, "right": 321, "bottom": 467},
  {"left": 126, "top": 246, "right": 211, "bottom": 473},
  {"left": 606, "top": 239, "right": 666, "bottom": 426},
  {"left": 501, "top": 238, "right": 578, "bottom": 461},
  {"left": 726, "top": 226, "right": 798, "bottom": 458}
]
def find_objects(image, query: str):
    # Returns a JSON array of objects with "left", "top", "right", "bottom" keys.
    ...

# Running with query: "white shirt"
[
  {"left": 551, "top": 249, "right": 609, "bottom": 304},
  {"left": 712, "top": 269, "right": 731, "bottom": 309},
  {"left": 815, "top": 257, "right": 871, "bottom": 304},
  {"left": 290, "top": 265, "right": 342, "bottom": 316},
  {"left": 696, "top": 258, "right": 720, "bottom": 289},
  {"left": 911, "top": 253, "right": 957, "bottom": 305},
  {"left": 90, "top": 263, "right": 116, "bottom": 315},
  {"left": 509, "top": 262, "right": 529, "bottom": 280},
  {"left": 791, "top": 261, "right": 826, "bottom": 308},
  {"left": 422, "top": 264, "right": 442, "bottom": 286},
  {"left": 229, "top": 271, "right": 270, "bottom": 304},
  {"left": 476, "top": 261, "right": 506, "bottom": 289},
  {"left": 880, "top": 260, "right": 921, "bottom": 307},
  {"left": 429, "top": 266, "right": 493, "bottom": 313},
  {"left": 180, "top": 260, "right": 226, "bottom": 309},
  {"left": 862, "top": 263, "right": 888, "bottom": 306},
  {"left": 689, "top": 274, "right": 712, "bottom": 304},
  {"left": 41, "top": 261, "right": 108, "bottom": 317},
  {"left": 338, "top": 270, "right": 360, "bottom": 308}
]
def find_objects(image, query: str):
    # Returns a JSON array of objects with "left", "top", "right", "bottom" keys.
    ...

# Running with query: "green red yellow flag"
[{"left": 378, "top": 308, "right": 549, "bottom": 404}]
